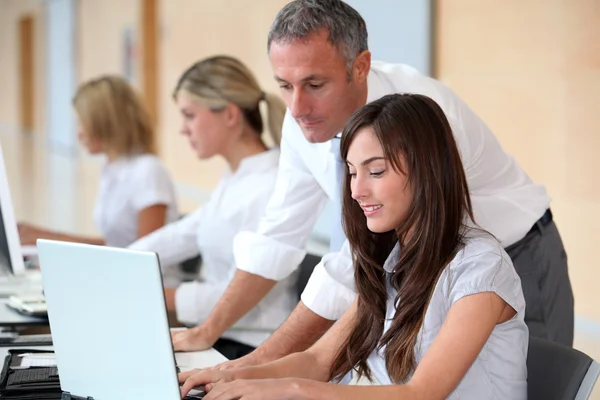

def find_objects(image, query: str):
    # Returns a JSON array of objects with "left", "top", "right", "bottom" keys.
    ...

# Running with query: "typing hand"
[
  {"left": 17, "top": 222, "right": 47, "bottom": 245},
  {"left": 172, "top": 327, "right": 217, "bottom": 352},
  {"left": 197, "top": 378, "right": 305, "bottom": 400},
  {"left": 179, "top": 369, "right": 234, "bottom": 398}
]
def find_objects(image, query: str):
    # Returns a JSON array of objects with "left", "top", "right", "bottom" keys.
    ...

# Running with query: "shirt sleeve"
[
  {"left": 301, "top": 240, "right": 357, "bottom": 320},
  {"left": 128, "top": 206, "right": 204, "bottom": 269},
  {"left": 175, "top": 279, "right": 230, "bottom": 326},
  {"left": 131, "top": 157, "right": 177, "bottom": 212},
  {"left": 445, "top": 244, "right": 525, "bottom": 315},
  {"left": 233, "top": 115, "right": 329, "bottom": 281}
]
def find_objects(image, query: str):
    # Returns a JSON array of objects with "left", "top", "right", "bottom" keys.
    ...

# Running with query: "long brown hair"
[{"left": 329, "top": 93, "right": 475, "bottom": 383}]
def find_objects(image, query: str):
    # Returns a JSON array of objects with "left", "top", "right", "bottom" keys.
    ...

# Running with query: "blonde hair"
[
  {"left": 173, "top": 55, "right": 285, "bottom": 146},
  {"left": 73, "top": 75, "right": 156, "bottom": 156}
]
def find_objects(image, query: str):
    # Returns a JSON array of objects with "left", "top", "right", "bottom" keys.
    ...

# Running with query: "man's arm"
[{"left": 242, "top": 301, "right": 334, "bottom": 363}]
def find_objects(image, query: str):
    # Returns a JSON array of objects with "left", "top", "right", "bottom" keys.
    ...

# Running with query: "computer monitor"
[{"left": 0, "top": 142, "right": 25, "bottom": 276}]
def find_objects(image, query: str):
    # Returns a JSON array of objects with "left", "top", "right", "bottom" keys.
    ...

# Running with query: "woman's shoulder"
[
  {"left": 441, "top": 229, "right": 523, "bottom": 307},
  {"left": 126, "top": 153, "right": 171, "bottom": 178},
  {"left": 450, "top": 229, "right": 511, "bottom": 268}
]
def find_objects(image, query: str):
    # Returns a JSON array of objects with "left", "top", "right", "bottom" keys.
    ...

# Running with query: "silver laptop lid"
[{"left": 37, "top": 239, "right": 181, "bottom": 400}]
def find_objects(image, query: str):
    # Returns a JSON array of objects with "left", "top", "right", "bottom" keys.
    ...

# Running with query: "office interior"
[{"left": 0, "top": 0, "right": 598, "bottom": 397}]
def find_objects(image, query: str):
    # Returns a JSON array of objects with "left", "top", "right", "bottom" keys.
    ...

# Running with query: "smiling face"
[
  {"left": 346, "top": 126, "right": 413, "bottom": 233},
  {"left": 268, "top": 30, "right": 370, "bottom": 143}
]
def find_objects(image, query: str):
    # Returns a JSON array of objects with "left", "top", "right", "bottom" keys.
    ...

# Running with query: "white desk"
[{"left": 0, "top": 345, "right": 228, "bottom": 369}]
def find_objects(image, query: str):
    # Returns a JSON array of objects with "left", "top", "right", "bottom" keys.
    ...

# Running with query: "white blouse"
[
  {"left": 93, "top": 154, "right": 179, "bottom": 248},
  {"left": 366, "top": 230, "right": 528, "bottom": 399},
  {"left": 128, "top": 149, "right": 298, "bottom": 348}
]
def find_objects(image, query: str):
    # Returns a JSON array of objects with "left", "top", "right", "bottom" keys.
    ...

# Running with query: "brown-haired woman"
[{"left": 179, "top": 93, "right": 528, "bottom": 400}]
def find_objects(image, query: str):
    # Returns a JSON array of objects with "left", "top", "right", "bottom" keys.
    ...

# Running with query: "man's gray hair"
[{"left": 267, "top": 0, "right": 368, "bottom": 70}]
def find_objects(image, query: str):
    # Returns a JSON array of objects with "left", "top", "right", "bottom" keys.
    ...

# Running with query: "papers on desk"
[
  {"left": 7, "top": 295, "right": 47, "bottom": 316},
  {"left": 18, "top": 353, "right": 57, "bottom": 368}
]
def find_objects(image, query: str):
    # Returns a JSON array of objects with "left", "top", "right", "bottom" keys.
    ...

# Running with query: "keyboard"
[{"left": 7, "top": 367, "right": 58, "bottom": 385}]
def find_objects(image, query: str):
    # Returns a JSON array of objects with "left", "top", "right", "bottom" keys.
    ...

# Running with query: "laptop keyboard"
[{"left": 7, "top": 367, "right": 58, "bottom": 385}]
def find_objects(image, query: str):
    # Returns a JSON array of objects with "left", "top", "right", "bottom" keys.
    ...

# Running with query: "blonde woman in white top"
[
  {"left": 128, "top": 55, "right": 293, "bottom": 360},
  {"left": 18, "top": 75, "right": 178, "bottom": 248},
  {"left": 179, "top": 95, "right": 527, "bottom": 399}
]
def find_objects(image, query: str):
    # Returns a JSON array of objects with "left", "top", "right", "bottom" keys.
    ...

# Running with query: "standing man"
[{"left": 173, "top": 0, "right": 574, "bottom": 360}]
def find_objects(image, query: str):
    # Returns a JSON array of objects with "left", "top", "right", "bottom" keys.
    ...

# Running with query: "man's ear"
[{"left": 353, "top": 50, "right": 371, "bottom": 83}]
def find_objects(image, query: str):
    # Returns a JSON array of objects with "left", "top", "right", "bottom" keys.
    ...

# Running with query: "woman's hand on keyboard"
[{"left": 179, "top": 369, "right": 234, "bottom": 397}]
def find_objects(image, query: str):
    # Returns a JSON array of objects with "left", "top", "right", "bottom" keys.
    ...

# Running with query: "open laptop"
[
  {"left": 0, "top": 142, "right": 42, "bottom": 298},
  {"left": 36, "top": 239, "right": 205, "bottom": 399}
]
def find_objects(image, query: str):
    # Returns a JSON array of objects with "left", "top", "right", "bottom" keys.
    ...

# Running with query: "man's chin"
[{"left": 300, "top": 127, "right": 336, "bottom": 144}]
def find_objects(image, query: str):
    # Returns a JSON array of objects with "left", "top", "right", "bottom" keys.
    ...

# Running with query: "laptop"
[{"left": 36, "top": 239, "right": 205, "bottom": 399}]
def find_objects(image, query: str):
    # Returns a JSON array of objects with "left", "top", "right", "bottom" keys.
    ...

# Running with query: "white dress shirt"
[
  {"left": 129, "top": 150, "right": 298, "bottom": 348},
  {"left": 93, "top": 153, "right": 179, "bottom": 248},
  {"left": 366, "top": 230, "right": 528, "bottom": 399},
  {"left": 233, "top": 61, "right": 551, "bottom": 321}
]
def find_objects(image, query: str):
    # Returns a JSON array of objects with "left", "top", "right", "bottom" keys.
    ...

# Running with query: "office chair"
[
  {"left": 296, "top": 253, "right": 322, "bottom": 300},
  {"left": 528, "top": 336, "right": 600, "bottom": 400}
]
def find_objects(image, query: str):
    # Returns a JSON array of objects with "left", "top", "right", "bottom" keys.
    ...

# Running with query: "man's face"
[{"left": 269, "top": 30, "right": 369, "bottom": 143}]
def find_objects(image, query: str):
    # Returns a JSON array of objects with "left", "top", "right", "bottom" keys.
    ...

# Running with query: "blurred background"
[{"left": 0, "top": 0, "right": 598, "bottom": 391}]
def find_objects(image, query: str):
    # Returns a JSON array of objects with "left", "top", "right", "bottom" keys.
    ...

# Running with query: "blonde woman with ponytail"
[{"left": 128, "top": 55, "right": 292, "bottom": 360}]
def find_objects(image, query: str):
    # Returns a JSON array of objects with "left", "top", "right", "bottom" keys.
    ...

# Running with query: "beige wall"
[
  {"left": 0, "top": 0, "right": 45, "bottom": 135},
  {"left": 77, "top": 0, "right": 139, "bottom": 84},
  {"left": 436, "top": 0, "right": 600, "bottom": 321}
]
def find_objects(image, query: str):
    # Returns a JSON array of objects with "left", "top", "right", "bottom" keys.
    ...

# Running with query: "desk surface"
[
  {"left": 0, "top": 299, "right": 49, "bottom": 327},
  {"left": 0, "top": 345, "right": 228, "bottom": 370}
]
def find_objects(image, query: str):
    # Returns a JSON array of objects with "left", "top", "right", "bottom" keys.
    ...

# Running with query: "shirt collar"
[
  {"left": 383, "top": 242, "right": 401, "bottom": 273},
  {"left": 366, "top": 66, "right": 387, "bottom": 105},
  {"left": 227, "top": 148, "right": 280, "bottom": 179}
]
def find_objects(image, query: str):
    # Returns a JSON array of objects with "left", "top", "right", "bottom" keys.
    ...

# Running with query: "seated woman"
[
  {"left": 18, "top": 75, "right": 178, "bottom": 247},
  {"left": 127, "top": 56, "right": 294, "bottom": 360},
  {"left": 179, "top": 93, "right": 528, "bottom": 399}
]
